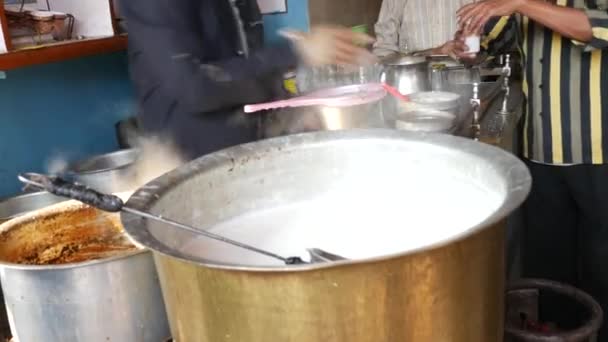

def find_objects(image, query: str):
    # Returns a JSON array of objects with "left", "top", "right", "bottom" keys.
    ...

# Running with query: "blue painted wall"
[
  {"left": 0, "top": 2, "right": 310, "bottom": 197},
  {"left": 263, "top": 0, "right": 310, "bottom": 43},
  {"left": 0, "top": 52, "right": 134, "bottom": 197}
]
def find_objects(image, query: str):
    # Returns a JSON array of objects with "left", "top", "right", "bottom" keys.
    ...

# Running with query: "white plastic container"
[{"left": 465, "top": 35, "right": 480, "bottom": 54}]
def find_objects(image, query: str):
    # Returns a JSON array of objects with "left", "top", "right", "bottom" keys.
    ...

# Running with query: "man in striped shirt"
[
  {"left": 373, "top": 0, "right": 475, "bottom": 58},
  {"left": 458, "top": 0, "right": 608, "bottom": 337}
]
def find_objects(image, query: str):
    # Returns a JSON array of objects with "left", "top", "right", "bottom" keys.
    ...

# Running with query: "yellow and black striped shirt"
[{"left": 484, "top": 0, "right": 608, "bottom": 164}]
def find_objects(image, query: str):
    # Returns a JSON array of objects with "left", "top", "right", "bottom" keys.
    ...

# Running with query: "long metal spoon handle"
[
  {"left": 19, "top": 173, "right": 124, "bottom": 212},
  {"left": 17, "top": 173, "right": 305, "bottom": 265},
  {"left": 120, "top": 207, "right": 300, "bottom": 264}
]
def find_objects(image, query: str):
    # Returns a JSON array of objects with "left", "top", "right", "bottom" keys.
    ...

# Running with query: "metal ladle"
[{"left": 18, "top": 173, "right": 346, "bottom": 265}]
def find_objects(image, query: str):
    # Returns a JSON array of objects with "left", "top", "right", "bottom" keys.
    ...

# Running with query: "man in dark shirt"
[{"left": 121, "top": 0, "right": 374, "bottom": 160}]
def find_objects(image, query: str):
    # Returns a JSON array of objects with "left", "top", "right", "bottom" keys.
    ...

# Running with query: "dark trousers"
[{"left": 523, "top": 160, "right": 608, "bottom": 339}]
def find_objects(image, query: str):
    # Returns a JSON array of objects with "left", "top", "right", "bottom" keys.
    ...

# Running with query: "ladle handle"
[{"left": 18, "top": 173, "right": 124, "bottom": 212}]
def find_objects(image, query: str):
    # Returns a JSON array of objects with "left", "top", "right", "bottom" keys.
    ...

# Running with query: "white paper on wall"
[
  {"left": 36, "top": 0, "right": 114, "bottom": 38},
  {"left": 257, "top": 0, "right": 287, "bottom": 14},
  {"left": 0, "top": 31, "right": 7, "bottom": 53}
]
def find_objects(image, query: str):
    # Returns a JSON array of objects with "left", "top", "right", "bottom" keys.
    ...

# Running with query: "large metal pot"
[
  {"left": 0, "top": 199, "right": 170, "bottom": 342},
  {"left": 65, "top": 149, "right": 139, "bottom": 193},
  {"left": 123, "top": 130, "right": 531, "bottom": 342}
]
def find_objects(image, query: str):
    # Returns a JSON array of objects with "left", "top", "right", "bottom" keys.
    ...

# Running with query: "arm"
[
  {"left": 566, "top": 5, "right": 608, "bottom": 51},
  {"left": 373, "top": 0, "right": 405, "bottom": 56},
  {"left": 123, "top": 0, "right": 299, "bottom": 114},
  {"left": 411, "top": 16, "right": 514, "bottom": 59},
  {"left": 412, "top": 41, "right": 470, "bottom": 59},
  {"left": 410, "top": 17, "right": 513, "bottom": 58},
  {"left": 458, "top": 0, "right": 607, "bottom": 51},
  {"left": 518, "top": 0, "right": 592, "bottom": 43}
]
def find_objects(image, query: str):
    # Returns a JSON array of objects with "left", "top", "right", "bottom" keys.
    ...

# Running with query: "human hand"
[
  {"left": 434, "top": 40, "right": 470, "bottom": 60},
  {"left": 452, "top": 29, "right": 479, "bottom": 62},
  {"left": 281, "top": 25, "right": 377, "bottom": 67},
  {"left": 457, "top": 0, "right": 525, "bottom": 34}
]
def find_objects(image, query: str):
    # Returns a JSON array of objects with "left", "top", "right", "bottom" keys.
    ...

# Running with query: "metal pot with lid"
[{"left": 122, "top": 129, "right": 531, "bottom": 342}]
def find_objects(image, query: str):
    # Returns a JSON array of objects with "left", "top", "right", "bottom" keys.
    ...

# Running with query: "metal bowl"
[
  {"left": 65, "top": 149, "right": 139, "bottom": 192},
  {"left": 406, "top": 91, "right": 461, "bottom": 112},
  {"left": 67, "top": 149, "right": 137, "bottom": 173},
  {"left": 396, "top": 92, "right": 463, "bottom": 132},
  {"left": 395, "top": 109, "right": 457, "bottom": 133}
]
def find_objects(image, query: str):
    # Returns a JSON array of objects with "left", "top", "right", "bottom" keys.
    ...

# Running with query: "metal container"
[
  {"left": 65, "top": 149, "right": 139, "bottom": 193},
  {"left": 0, "top": 192, "right": 66, "bottom": 224},
  {"left": 261, "top": 84, "right": 388, "bottom": 138},
  {"left": 379, "top": 55, "right": 430, "bottom": 124},
  {"left": 380, "top": 55, "right": 430, "bottom": 95},
  {"left": 407, "top": 91, "right": 462, "bottom": 112},
  {"left": 123, "top": 130, "right": 531, "bottom": 342},
  {"left": 396, "top": 109, "right": 457, "bottom": 133},
  {"left": 0, "top": 200, "right": 170, "bottom": 342}
]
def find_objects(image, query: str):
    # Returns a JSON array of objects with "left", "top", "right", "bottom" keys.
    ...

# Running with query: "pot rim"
[
  {"left": 0, "top": 191, "right": 66, "bottom": 222},
  {"left": 65, "top": 148, "right": 139, "bottom": 176},
  {"left": 123, "top": 129, "right": 532, "bottom": 272},
  {"left": 0, "top": 194, "right": 148, "bottom": 271},
  {"left": 383, "top": 55, "right": 427, "bottom": 66}
]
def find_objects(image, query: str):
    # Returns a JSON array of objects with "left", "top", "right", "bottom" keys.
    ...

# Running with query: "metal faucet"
[
  {"left": 501, "top": 54, "right": 512, "bottom": 77},
  {"left": 471, "top": 82, "right": 481, "bottom": 140},
  {"left": 498, "top": 54, "right": 512, "bottom": 115}
]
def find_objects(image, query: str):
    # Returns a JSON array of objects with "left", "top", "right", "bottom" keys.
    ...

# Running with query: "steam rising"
[
  {"left": 46, "top": 153, "right": 69, "bottom": 175},
  {"left": 113, "top": 136, "right": 186, "bottom": 192},
  {"left": 45, "top": 136, "right": 187, "bottom": 194}
]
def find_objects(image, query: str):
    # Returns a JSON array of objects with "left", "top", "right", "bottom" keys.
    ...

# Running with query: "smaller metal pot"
[
  {"left": 0, "top": 192, "right": 71, "bottom": 339},
  {"left": 65, "top": 149, "right": 138, "bottom": 193},
  {"left": 0, "top": 199, "right": 170, "bottom": 342}
]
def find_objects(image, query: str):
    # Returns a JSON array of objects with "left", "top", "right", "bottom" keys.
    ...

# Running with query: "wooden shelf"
[{"left": 0, "top": 35, "right": 128, "bottom": 70}]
